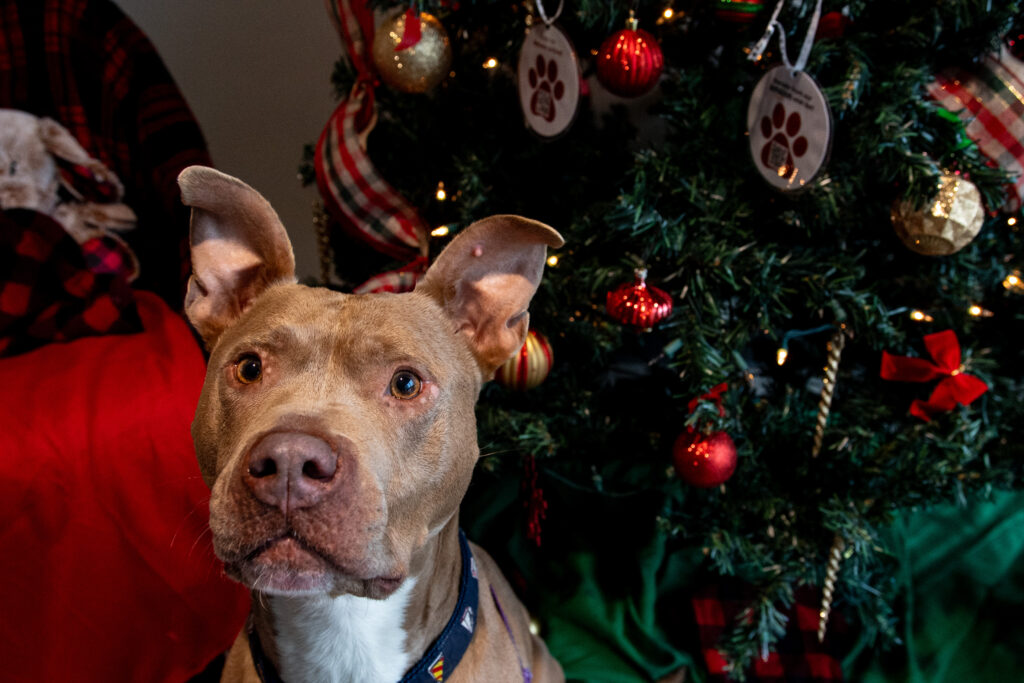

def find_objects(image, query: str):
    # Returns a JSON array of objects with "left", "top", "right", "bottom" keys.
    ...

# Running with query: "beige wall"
[{"left": 116, "top": 1, "right": 341, "bottom": 280}]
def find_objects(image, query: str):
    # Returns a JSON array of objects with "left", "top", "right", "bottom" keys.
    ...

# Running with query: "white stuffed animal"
[{"left": 0, "top": 108, "right": 138, "bottom": 277}]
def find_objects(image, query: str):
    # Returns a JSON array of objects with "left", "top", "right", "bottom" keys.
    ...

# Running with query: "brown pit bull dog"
[{"left": 178, "top": 166, "right": 565, "bottom": 683}]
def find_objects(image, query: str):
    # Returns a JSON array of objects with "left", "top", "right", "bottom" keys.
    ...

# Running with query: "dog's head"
[{"left": 179, "top": 166, "right": 562, "bottom": 599}]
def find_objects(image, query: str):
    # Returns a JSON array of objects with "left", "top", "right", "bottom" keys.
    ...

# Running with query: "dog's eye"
[
  {"left": 235, "top": 354, "right": 262, "bottom": 384},
  {"left": 390, "top": 370, "right": 422, "bottom": 400}
]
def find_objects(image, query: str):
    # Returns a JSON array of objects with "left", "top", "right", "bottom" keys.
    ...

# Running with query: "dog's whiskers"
[
  {"left": 256, "top": 570, "right": 270, "bottom": 611},
  {"left": 478, "top": 448, "right": 518, "bottom": 459},
  {"left": 169, "top": 498, "right": 213, "bottom": 550},
  {"left": 187, "top": 525, "right": 214, "bottom": 559}
]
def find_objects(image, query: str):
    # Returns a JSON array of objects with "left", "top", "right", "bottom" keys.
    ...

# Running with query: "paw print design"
[
  {"left": 528, "top": 55, "right": 565, "bottom": 123},
  {"left": 760, "top": 103, "right": 808, "bottom": 181}
]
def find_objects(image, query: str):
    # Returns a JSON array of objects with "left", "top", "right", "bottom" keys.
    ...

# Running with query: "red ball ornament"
[
  {"left": 595, "top": 15, "right": 664, "bottom": 98},
  {"left": 495, "top": 329, "right": 553, "bottom": 390},
  {"left": 672, "top": 429, "right": 737, "bottom": 488},
  {"left": 816, "top": 11, "right": 851, "bottom": 40},
  {"left": 606, "top": 269, "right": 673, "bottom": 329}
]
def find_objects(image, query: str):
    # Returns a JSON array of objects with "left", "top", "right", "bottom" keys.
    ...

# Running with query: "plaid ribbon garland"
[
  {"left": 315, "top": 0, "right": 429, "bottom": 290},
  {"left": 324, "top": 0, "right": 376, "bottom": 86},
  {"left": 929, "top": 48, "right": 1024, "bottom": 212},
  {"left": 353, "top": 255, "right": 429, "bottom": 293}
]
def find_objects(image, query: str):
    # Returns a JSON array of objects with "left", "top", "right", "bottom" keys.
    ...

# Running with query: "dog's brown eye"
[
  {"left": 235, "top": 354, "right": 262, "bottom": 384},
  {"left": 390, "top": 370, "right": 422, "bottom": 399}
]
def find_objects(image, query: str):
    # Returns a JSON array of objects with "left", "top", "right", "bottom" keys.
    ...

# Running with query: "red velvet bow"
[
  {"left": 880, "top": 330, "right": 988, "bottom": 421},
  {"left": 688, "top": 382, "right": 728, "bottom": 417}
]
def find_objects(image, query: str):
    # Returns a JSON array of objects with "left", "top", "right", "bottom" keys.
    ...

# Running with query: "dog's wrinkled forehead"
[{"left": 212, "top": 283, "right": 466, "bottom": 379}]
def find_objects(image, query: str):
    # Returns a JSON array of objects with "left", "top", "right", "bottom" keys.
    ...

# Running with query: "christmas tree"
[{"left": 304, "top": 0, "right": 1024, "bottom": 679}]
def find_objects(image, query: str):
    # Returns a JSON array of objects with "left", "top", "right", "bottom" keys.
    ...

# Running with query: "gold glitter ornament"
[
  {"left": 811, "top": 329, "right": 846, "bottom": 458},
  {"left": 372, "top": 11, "right": 452, "bottom": 94},
  {"left": 891, "top": 173, "right": 985, "bottom": 256},
  {"left": 818, "top": 534, "right": 846, "bottom": 642}
]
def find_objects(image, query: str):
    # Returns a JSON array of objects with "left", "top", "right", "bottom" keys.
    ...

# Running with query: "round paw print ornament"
[
  {"left": 745, "top": 0, "right": 833, "bottom": 191},
  {"left": 747, "top": 65, "right": 832, "bottom": 191},
  {"left": 517, "top": 0, "right": 580, "bottom": 139}
]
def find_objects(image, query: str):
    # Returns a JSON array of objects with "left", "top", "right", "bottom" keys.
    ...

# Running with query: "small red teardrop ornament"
[
  {"left": 672, "top": 429, "right": 737, "bottom": 488},
  {"left": 595, "top": 16, "right": 664, "bottom": 98},
  {"left": 606, "top": 269, "right": 673, "bottom": 329}
]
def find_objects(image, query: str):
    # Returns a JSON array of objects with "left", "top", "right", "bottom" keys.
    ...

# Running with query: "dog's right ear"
[
  {"left": 416, "top": 215, "right": 563, "bottom": 379},
  {"left": 178, "top": 166, "right": 295, "bottom": 348}
]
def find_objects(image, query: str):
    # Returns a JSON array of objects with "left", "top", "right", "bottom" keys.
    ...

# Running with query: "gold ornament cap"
[
  {"left": 891, "top": 173, "right": 985, "bottom": 256},
  {"left": 372, "top": 11, "right": 452, "bottom": 94}
]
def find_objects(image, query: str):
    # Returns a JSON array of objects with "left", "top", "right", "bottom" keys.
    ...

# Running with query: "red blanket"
[{"left": 0, "top": 292, "right": 249, "bottom": 681}]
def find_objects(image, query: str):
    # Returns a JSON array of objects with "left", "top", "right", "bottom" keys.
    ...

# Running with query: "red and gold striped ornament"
[
  {"left": 495, "top": 330, "right": 553, "bottom": 390},
  {"left": 714, "top": 0, "right": 764, "bottom": 24},
  {"left": 606, "top": 269, "right": 673, "bottom": 329},
  {"left": 595, "top": 13, "right": 664, "bottom": 98}
]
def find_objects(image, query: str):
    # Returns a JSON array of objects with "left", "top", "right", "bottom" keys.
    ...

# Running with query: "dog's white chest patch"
[{"left": 271, "top": 579, "right": 416, "bottom": 683}]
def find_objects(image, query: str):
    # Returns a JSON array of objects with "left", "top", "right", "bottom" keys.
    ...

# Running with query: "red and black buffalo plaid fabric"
[
  {"left": 692, "top": 580, "right": 848, "bottom": 682},
  {"left": 0, "top": 0, "right": 211, "bottom": 308},
  {"left": 0, "top": 208, "right": 139, "bottom": 356}
]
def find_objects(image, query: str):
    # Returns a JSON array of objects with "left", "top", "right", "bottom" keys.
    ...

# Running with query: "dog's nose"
[{"left": 245, "top": 432, "right": 339, "bottom": 513}]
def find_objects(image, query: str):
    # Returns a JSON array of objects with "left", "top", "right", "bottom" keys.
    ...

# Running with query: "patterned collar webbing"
[{"left": 248, "top": 529, "right": 480, "bottom": 683}]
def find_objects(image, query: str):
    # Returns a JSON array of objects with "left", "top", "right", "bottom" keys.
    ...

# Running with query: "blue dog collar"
[{"left": 398, "top": 529, "right": 479, "bottom": 682}]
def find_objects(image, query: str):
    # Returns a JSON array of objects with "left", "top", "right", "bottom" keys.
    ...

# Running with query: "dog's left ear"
[
  {"left": 178, "top": 166, "right": 295, "bottom": 348},
  {"left": 416, "top": 215, "right": 564, "bottom": 377}
]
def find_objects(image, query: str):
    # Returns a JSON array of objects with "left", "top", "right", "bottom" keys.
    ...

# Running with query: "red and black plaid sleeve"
[
  {"left": 0, "top": 208, "right": 140, "bottom": 356},
  {"left": 0, "top": 0, "right": 212, "bottom": 306}
]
